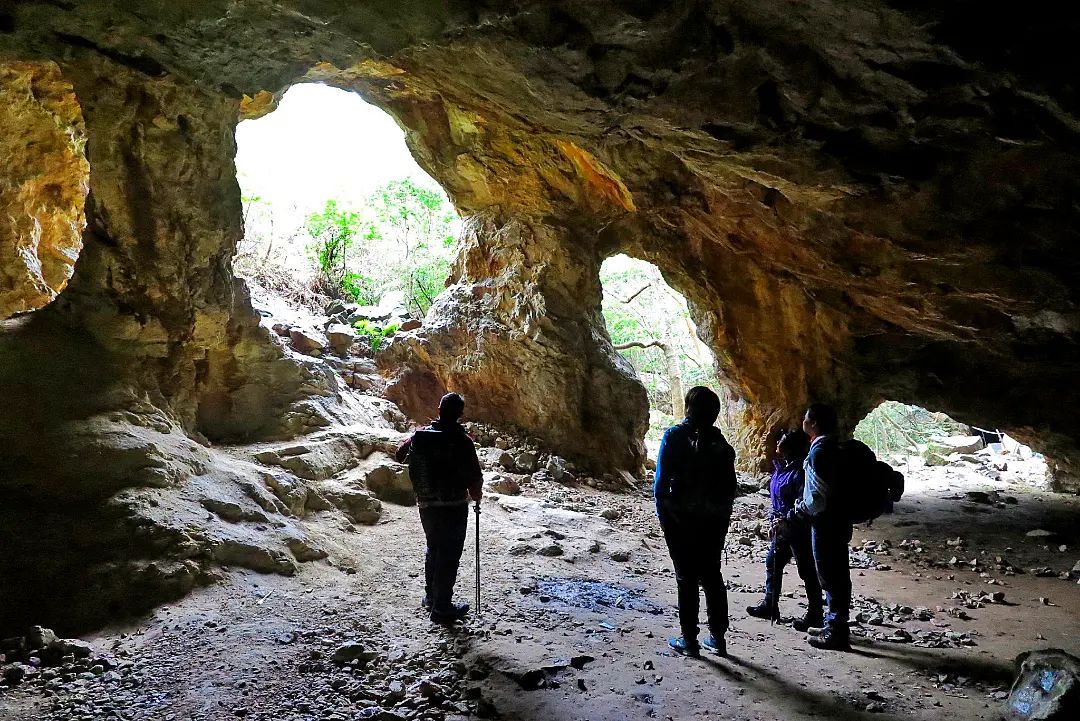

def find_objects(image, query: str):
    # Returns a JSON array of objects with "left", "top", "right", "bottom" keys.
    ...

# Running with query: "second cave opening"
[{"left": 599, "top": 253, "right": 744, "bottom": 456}]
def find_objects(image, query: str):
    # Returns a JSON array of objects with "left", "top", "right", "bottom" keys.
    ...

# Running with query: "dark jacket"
[
  {"left": 396, "top": 419, "right": 483, "bottom": 507},
  {"left": 653, "top": 420, "right": 737, "bottom": 524},
  {"left": 769, "top": 459, "right": 804, "bottom": 518}
]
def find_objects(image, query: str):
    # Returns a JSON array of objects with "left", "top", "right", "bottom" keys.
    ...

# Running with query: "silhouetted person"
[
  {"left": 791, "top": 402, "right": 851, "bottom": 651},
  {"left": 746, "top": 429, "right": 823, "bottom": 629},
  {"left": 653, "top": 386, "right": 737, "bottom": 657},
  {"left": 395, "top": 392, "right": 483, "bottom": 624}
]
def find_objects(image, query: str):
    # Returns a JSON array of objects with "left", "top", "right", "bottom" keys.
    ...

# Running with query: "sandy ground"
[{"left": 2, "top": 466, "right": 1078, "bottom": 721}]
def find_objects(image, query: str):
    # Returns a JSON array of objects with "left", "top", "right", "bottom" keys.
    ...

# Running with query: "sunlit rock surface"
[
  {"left": 2, "top": 0, "right": 1080, "bottom": 632},
  {"left": 0, "top": 61, "right": 87, "bottom": 319}
]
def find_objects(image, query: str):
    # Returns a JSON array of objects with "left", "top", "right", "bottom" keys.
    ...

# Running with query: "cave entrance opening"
[
  {"left": 599, "top": 254, "right": 743, "bottom": 457},
  {"left": 855, "top": 400, "right": 1050, "bottom": 490},
  {"left": 233, "top": 82, "right": 459, "bottom": 348}
]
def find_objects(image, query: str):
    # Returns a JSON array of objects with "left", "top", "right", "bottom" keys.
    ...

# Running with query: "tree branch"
[
  {"left": 614, "top": 340, "right": 667, "bottom": 351},
  {"left": 610, "top": 282, "right": 651, "bottom": 305}
]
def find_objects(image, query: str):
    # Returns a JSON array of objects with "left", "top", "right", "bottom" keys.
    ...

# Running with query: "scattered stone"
[
  {"left": 399, "top": 319, "right": 422, "bottom": 332},
  {"left": 514, "top": 451, "right": 539, "bottom": 473},
  {"left": 599, "top": 508, "right": 622, "bottom": 521},
  {"left": 49, "top": 638, "right": 94, "bottom": 658},
  {"left": 609, "top": 550, "right": 631, "bottom": 563},
  {"left": 484, "top": 474, "right": 521, "bottom": 496},
  {"left": 331, "top": 642, "right": 376, "bottom": 665},
  {"left": 325, "top": 323, "right": 358, "bottom": 356},
  {"left": 538, "top": 544, "right": 564, "bottom": 557},
  {"left": 1026, "top": 529, "right": 1055, "bottom": 539},
  {"left": 545, "top": 456, "right": 573, "bottom": 483},
  {"left": 288, "top": 328, "right": 325, "bottom": 355},
  {"left": 570, "top": 655, "right": 595, "bottom": 670},
  {"left": 25, "top": 626, "right": 56, "bottom": 650},
  {"left": 509, "top": 543, "right": 536, "bottom": 556}
]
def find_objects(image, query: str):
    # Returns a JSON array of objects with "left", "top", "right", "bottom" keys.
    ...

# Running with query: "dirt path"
[{"left": 2, "top": 469, "right": 1078, "bottom": 721}]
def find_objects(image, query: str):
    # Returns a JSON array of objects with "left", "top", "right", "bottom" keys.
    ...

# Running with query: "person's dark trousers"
[
  {"left": 418, "top": 503, "right": 469, "bottom": 612},
  {"left": 811, "top": 517, "right": 853, "bottom": 638},
  {"left": 661, "top": 514, "right": 730, "bottom": 642},
  {"left": 765, "top": 520, "right": 823, "bottom": 612}
]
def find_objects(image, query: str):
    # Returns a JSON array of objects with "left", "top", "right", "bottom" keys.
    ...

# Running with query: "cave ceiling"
[{"left": 1, "top": 0, "right": 1079, "bottom": 480}]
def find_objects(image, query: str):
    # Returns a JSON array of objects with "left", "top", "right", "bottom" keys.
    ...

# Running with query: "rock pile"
[{"left": 1, "top": 626, "right": 122, "bottom": 691}]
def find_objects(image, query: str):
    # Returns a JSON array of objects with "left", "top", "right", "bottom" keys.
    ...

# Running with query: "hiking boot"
[
  {"left": 746, "top": 602, "right": 780, "bottom": 622},
  {"left": 792, "top": 610, "right": 824, "bottom": 633},
  {"left": 668, "top": 636, "right": 700, "bottom": 657},
  {"left": 701, "top": 635, "right": 727, "bottom": 657},
  {"left": 430, "top": 603, "right": 470, "bottom": 624},
  {"left": 807, "top": 632, "right": 851, "bottom": 652}
]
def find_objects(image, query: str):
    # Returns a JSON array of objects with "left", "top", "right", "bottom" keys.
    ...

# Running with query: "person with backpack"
[
  {"left": 791, "top": 402, "right": 852, "bottom": 651},
  {"left": 746, "top": 429, "right": 824, "bottom": 631},
  {"left": 653, "top": 386, "right": 737, "bottom": 657},
  {"left": 395, "top": 393, "right": 483, "bottom": 624}
]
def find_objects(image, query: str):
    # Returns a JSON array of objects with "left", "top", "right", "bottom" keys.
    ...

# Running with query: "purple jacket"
[{"left": 770, "top": 459, "right": 805, "bottom": 518}]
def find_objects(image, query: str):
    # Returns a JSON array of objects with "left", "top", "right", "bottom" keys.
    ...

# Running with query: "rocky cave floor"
[{"left": 1, "top": 458, "right": 1078, "bottom": 721}]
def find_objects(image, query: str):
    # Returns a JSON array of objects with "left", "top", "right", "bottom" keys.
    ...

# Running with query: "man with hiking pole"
[{"left": 395, "top": 393, "right": 484, "bottom": 624}]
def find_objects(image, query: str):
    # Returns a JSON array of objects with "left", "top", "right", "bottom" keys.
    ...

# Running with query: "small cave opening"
[
  {"left": 854, "top": 400, "right": 1051, "bottom": 493},
  {"left": 0, "top": 60, "right": 89, "bottom": 321},
  {"left": 233, "top": 82, "right": 459, "bottom": 355},
  {"left": 599, "top": 253, "right": 745, "bottom": 458}
]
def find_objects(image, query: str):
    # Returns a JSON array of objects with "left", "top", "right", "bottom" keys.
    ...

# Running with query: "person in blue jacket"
[
  {"left": 653, "top": 386, "right": 737, "bottom": 657},
  {"left": 745, "top": 429, "right": 823, "bottom": 630},
  {"left": 790, "top": 402, "right": 852, "bottom": 651}
]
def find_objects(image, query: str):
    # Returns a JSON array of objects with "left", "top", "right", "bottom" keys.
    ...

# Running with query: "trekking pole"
[{"left": 474, "top": 500, "right": 481, "bottom": 614}]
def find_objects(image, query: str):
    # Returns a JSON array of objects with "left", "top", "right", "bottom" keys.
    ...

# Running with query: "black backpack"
[
  {"left": 670, "top": 425, "right": 737, "bottom": 513},
  {"left": 407, "top": 429, "right": 471, "bottom": 502},
  {"left": 836, "top": 439, "right": 905, "bottom": 524}
]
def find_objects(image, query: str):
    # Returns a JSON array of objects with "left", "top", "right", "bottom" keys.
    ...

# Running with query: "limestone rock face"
[
  {"left": 381, "top": 215, "right": 649, "bottom": 472},
  {"left": 0, "top": 61, "right": 87, "bottom": 318}
]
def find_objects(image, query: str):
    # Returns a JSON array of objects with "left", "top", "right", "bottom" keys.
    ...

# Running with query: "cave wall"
[
  {"left": 381, "top": 214, "right": 649, "bottom": 472},
  {"left": 0, "top": 0, "right": 1077, "bottom": 491},
  {"left": 0, "top": 60, "right": 87, "bottom": 318}
]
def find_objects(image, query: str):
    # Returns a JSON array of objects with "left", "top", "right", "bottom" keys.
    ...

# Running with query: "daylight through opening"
[
  {"left": 600, "top": 254, "right": 742, "bottom": 456},
  {"left": 234, "top": 83, "right": 458, "bottom": 353},
  {"left": 855, "top": 401, "right": 1050, "bottom": 491}
]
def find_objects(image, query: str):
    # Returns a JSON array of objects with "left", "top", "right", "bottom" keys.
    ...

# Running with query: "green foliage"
[
  {"left": 361, "top": 178, "right": 456, "bottom": 316},
  {"left": 297, "top": 180, "right": 457, "bottom": 314},
  {"left": 341, "top": 271, "right": 378, "bottom": 306},
  {"left": 305, "top": 200, "right": 366, "bottom": 297},
  {"left": 352, "top": 319, "right": 400, "bottom": 352}
]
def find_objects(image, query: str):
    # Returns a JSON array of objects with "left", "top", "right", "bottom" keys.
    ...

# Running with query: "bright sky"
[{"left": 234, "top": 83, "right": 447, "bottom": 229}]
